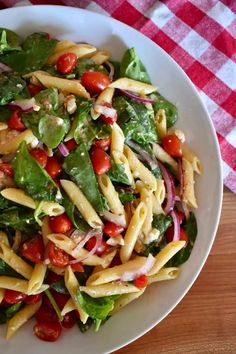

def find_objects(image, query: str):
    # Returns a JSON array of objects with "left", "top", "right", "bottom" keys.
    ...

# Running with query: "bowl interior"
[{"left": 0, "top": 6, "right": 222, "bottom": 354}]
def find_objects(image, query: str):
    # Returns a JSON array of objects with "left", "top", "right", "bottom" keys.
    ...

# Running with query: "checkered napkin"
[{"left": 1, "top": 0, "right": 236, "bottom": 193}]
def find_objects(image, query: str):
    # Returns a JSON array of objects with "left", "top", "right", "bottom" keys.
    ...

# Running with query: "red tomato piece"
[
  {"left": 180, "top": 228, "right": 188, "bottom": 245},
  {"left": 81, "top": 71, "right": 111, "bottom": 94},
  {"left": 176, "top": 210, "right": 185, "bottom": 224},
  {"left": 24, "top": 293, "right": 42, "bottom": 305},
  {"left": 45, "top": 156, "right": 62, "bottom": 179},
  {"left": 8, "top": 110, "right": 25, "bottom": 131},
  {"left": 46, "top": 271, "right": 63, "bottom": 285},
  {"left": 64, "top": 139, "right": 77, "bottom": 152},
  {"left": 93, "top": 137, "right": 111, "bottom": 151},
  {"left": 90, "top": 147, "right": 111, "bottom": 175},
  {"left": 133, "top": 275, "right": 148, "bottom": 289},
  {"left": 61, "top": 311, "right": 77, "bottom": 329},
  {"left": 30, "top": 148, "right": 48, "bottom": 168},
  {"left": 103, "top": 222, "right": 124, "bottom": 237},
  {"left": 35, "top": 303, "right": 59, "bottom": 323},
  {"left": 51, "top": 291, "right": 70, "bottom": 310},
  {"left": 165, "top": 226, "right": 188, "bottom": 245},
  {"left": 49, "top": 213, "right": 73, "bottom": 234},
  {"left": 0, "top": 163, "right": 14, "bottom": 177},
  {"left": 4, "top": 290, "right": 27, "bottom": 304},
  {"left": 162, "top": 135, "right": 182, "bottom": 157},
  {"left": 27, "top": 84, "right": 42, "bottom": 96},
  {"left": 70, "top": 261, "right": 84, "bottom": 273},
  {"left": 56, "top": 53, "right": 77, "bottom": 74},
  {"left": 85, "top": 237, "right": 109, "bottom": 256},
  {"left": 20, "top": 234, "right": 44, "bottom": 263},
  {"left": 34, "top": 322, "right": 62, "bottom": 342},
  {"left": 100, "top": 103, "right": 117, "bottom": 125},
  {"left": 48, "top": 242, "right": 70, "bottom": 267},
  {"left": 109, "top": 254, "right": 122, "bottom": 267}
]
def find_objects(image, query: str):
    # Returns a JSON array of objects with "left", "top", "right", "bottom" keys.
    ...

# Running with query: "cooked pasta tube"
[
  {"left": 111, "top": 123, "right": 125, "bottom": 153},
  {"left": 53, "top": 40, "right": 76, "bottom": 53},
  {"left": 110, "top": 288, "right": 146, "bottom": 315},
  {"left": 0, "top": 288, "right": 5, "bottom": 304},
  {"left": 61, "top": 298, "right": 76, "bottom": 316},
  {"left": 91, "top": 87, "right": 114, "bottom": 119},
  {"left": 0, "top": 277, "right": 29, "bottom": 293},
  {"left": 98, "top": 174, "right": 125, "bottom": 215},
  {"left": 0, "top": 243, "right": 33, "bottom": 279},
  {"left": 47, "top": 43, "right": 97, "bottom": 64},
  {"left": 182, "top": 144, "right": 202, "bottom": 174},
  {"left": 152, "top": 179, "right": 165, "bottom": 215},
  {"left": 155, "top": 109, "right": 167, "bottom": 139},
  {"left": 112, "top": 150, "right": 134, "bottom": 185},
  {"left": 147, "top": 267, "right": 180, "bottom": 284},
  {"left": 64, "top": 266, "right": 89, "bottom": 324},
  {"left": 79, "top": 282, "right": 139, "bottom": 298},
  {"left": 41, "top": 216, "right": 52, "bottom": 246},
  {"left": 35, "top": 73, "right": 90, "bottom": 99},
  {"left": 152, "top": 143, "right": 178, "bottom": 174},
  {"left": 109, "top": 78, "right": 157, "bottom": 94},
  {"left": 136, "top": 182, "right": 153, "bottom": 237},
  {"left": 182, "top": 158, "right": 198, "bottom": 208},
  {"left": 148, "top": 241, "right": 186, "bottom": 276},
  {"left": 27, "top": 263, "right": 47, "bottom": 295},
  {"left": 60, "top": 179, "right": 103, "bottom": 229},
  {"left": 120, "top": 202, "right": 147, "bottom": 263},
  {"left": 0, "top": 129, "right": 37, "bottom": 155},
  {"left": 0, "top": 122, "right": 7, "bottom": 131},
  {"left": 6, "top": 301, "right": 42, "bottom": 339},
  {"left": 0, "top": 231, "right": 9, "bottom": 246},
  {"left": 90, "top": 50, "right": 111, "bottom": 64},
  {"left": 124, "top": 145, "right": 157, "bottom": 191},
  {"left": 86, "top": 256, "right": 149, "bottom": 286}
]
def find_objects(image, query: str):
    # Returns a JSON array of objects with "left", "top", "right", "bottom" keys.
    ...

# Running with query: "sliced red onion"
[
  {"left": 105, "top": 61, "right": 114, "bottom": 80},
  {"left": 94, "top": 104, "right": 117, "bottom": 119},
  {"left": 70, "top": 229, "right": 85, "bottom": 244},
  {"left": 158, "top": 161, "right": 175, "bottom": 214},
  {"left": 182, "top": 201, "right": 190, "bottom": 220},
  {"left": 170, "top": 210, "right": 180, "bottom": 241},
  {"left": 120, "top": 254, "right": 155, "bottom": 282},
  {"left": 71, "top": 230, "right": 102, "bottom": 259},
  {"left": 8, "top": 98, "right": 39, "bottom": 112},
  {"left": 178, "top": 158, "right": 184, "bottom": 197},
  {"left": 0, "top": 62, "right": 11, "bottom": 73},
  {"left": 58, "top": 142, "right": 69, "bottom": 157},
  {"left": 102, "top": 211, "right": 127, "bottom": 228},
  {"left": 175, "top": 195, "right": 181, "bottom": 202},
  {"left": 119, "top": 89, "right": 156, "bottom": 104},
  {"left": 127, "top": 140, "right": 158, "bottom": 170}
]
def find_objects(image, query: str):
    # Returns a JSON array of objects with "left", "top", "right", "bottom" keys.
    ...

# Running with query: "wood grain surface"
[{"left": 114, "top": 188, "right": 236, "bottom": 354}]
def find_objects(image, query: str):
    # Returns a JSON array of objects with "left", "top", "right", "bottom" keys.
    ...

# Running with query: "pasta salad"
[{"left": 0, "top": 29, "right": 201, "bottom": 342}]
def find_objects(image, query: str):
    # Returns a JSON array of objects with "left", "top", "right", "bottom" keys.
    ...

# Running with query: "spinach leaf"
[
  {"left": 76, "top": 58, "right": 108, "bottom": 77},
  {"left": 0, "top": 32, "right": 57, "bottom": 74},
  {"left": 38, "top": 113, "right": 70, "bottom": 149},
  {"left": 73, "top": 101, "right": 110, "bottom": 147},
  {"left": 152, "top": 214, "right": 172, "bottom": 235},
  {"left": 118, "top": 191, "right": 137, "bottom": 204},
  {"left": 0, "top": 207, "right": 39, "bottom": 234},
  {"left": 63, "top": 144, "right": 107, "bottom": 213},
  {"left": 113, "top": 96, "right": 157, "bottom": 145},
  {"left": 12, "top": 141, "right": 60, "bottom": 202},
  {"left": 168, "top": 212, "right": 197, "bottom": 267},
  {"left": 107, "top": 160, "right": 132, "bottom": 186},
  {"left": 77, "top": 317, "right": 94, "bottom": 333},
  {"left": 0, "top": 74, "right": 25, "bottom": 105},
  {"left": 151, "top": 92, "right": 178, "bottom": 128},
  {"left": 62, "top": 192, "right": 89, "bottom": 232},
  {"left": 50, "top": 279, "right": 69, "bottom": 294},
  {"left": 120, "top": 47, "right": 150, "bottom": 83},
  {"left": 34, "top": 88, "right": 59, "bottom": 111},
  {"left": 0, "top": 302, "right": 23, "bottom": 325},
  {"left": 0, "top": 258, "right": 23, "bottom": 278},
  {"left": 0, "top": 106, "right": 11, "bottom": 122},
  {"left": 74, "top": 266, "right": 93, "bottom": 286},
  {"left": 0, "top": 194, "right": 15, "bottom": 210},
  {"left": 0, "top": 28, "right": 21, "bottom": 54}
]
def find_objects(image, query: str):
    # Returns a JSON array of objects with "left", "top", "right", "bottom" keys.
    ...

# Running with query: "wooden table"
[{"left": 114, "top": 188, "right": 236, "bottom": 354}]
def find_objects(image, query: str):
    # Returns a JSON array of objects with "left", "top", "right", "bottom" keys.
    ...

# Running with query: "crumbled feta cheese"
[
  {"left": 106, "top": 235, "right": 124, "bottom": 246},
  {"left": 173, "top": 129, "right": 185, "bottom": 143},
  {"left": 64, "top": 94, "right": 77, "bottom": 114},
  {"left": 144, "top": 228, "right": 160, "bottom": 244}
]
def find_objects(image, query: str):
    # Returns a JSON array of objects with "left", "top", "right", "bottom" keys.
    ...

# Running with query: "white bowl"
[{"left": 0, "top": 6, "right": 222, "bottom": 354}]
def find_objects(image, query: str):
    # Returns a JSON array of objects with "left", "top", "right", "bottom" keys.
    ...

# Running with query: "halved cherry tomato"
[
  {"left": 56, "top": 53, "right": 77, "bottom": 74},
  {"left": 36, "top": 303, "right": 59, "bottom": 323},
  {"left": 133, "top": 275, "right": 148, "bottom": 289},
  {"left": 176, "top": 210, "right": 185, "bottom": 224},
  {"left": 85, "top": 237, "right": 109, "bottom": 256},
  {"left": 109, "top": 254, "right": 122, "bottom": 267},
  {"left": 34, "top": 322, "right": 62, "bottom": 342},
  {"left": 45, "top": 156, "right": 62, "bottom": 179},
  {"left": 165, "top": 226, "right": 188, "bottom": 245},
  {"left": 20, "top": 235, "right": 44, "bottom": 263},
  {"left": 30, "top": 148, "right": 48, "bottom": 168},
  {"left": 90, "top": 147, "right": 111, "bottom": 175},
  {"left": 46, "top": 271, "right": 63, "bottom": 285},
  {"left": 64, "top": 139, "right": 77, "bottom": 152},
  {"left": 49, "top": 213, "right": 73, "bottom": 234},
  {"left": 27, "top": 84, "right": 42, "bottom": 96},
  {"left": 100, "top": 102, "right": 117, "bottom": 125},
  {"left": 70, "top": 261, "right": 84, "bottom": 273},
  {"left": 0, "top": 163, "right": 14, "bottom": 177},
  {"left": 24, "top": 293, "right": 42, "bottom": 305},
  {"left": 48, "top": 242, "right": 70, "bottom": 267},
  {"left": 81, "top": 71, "right": 111, "bottom": 94},
  {"left": 4, "top": 290, "right": 27, "bottom": 304},
  {"left": 179, "top": 228, "right": 188, "bottom": 244},
  {"left": 162, "top": 135, "right": 182, "bottom": 157},
  {"left": 51, "top": 291, "right": 69, "bottom": 310},
  {"left": 8, "top": 110, "right": 25, "bottom": 131},
  {"left": 61, "top": 311, "right": 77, "bottom": 329},
  {"left": 103, "top": 222, "right": 124, "bottom": 237},
  {"left": 93, "top": 137, "right": 111, "bottom": 151}
]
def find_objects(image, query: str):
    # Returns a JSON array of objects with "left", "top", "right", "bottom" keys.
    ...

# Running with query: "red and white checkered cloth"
[{"left": 1, "top": 0, "right": 236, "bottom": 193}]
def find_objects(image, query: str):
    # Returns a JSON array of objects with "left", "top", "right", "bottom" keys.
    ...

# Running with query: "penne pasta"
[
  {"left": 6, "top": 301, "right": 41, "bottom": 339},
  {"left": 182, "top": 144, "right": 202, "bottom": 174},
  {"left": 155, "top": 109, "right": 167, "bottom": 139},
  {"left": 53, "top": 40, "right": 76, "bottom": 53},
  {"left": 0, "top": 122, "right": 7, "bottom": 131},
  {"left": 111, "top": 123, "right": 125, "bottom": 154},
  {"left": 0, "top": 231, "right": 9, "bottom": 246},
  {"left": 0, "top": 276, "right": 29, "bottom": 293},
  {"left": 98, "top": 174, "right": 125, "bottom": 216},
  {"left": 91, "top": 87, "right": 115, "bottom": 120},
  {"left": 112, "top": 150, "right": 134, "bottom": 185},
  {"left": 109, "top": 78, "right": 157, "bottom": 94},
  {"left": 182, "top": 157, "right": 198, "bottom": 208},
  {"left": 136, "top": 182, "right": 153, "bottom": 238},
  {"left": 27, "top": 263, "right": 47, "bottom": 295},
  {"left": 90, "top": 50, "right": 111, "bottom": 64},
  {"left": 147, "top": 267, "right": 180, "bottom": 284},
  {"left": 61, "top": 298, "right": 76, "bottom": 316},
  {"left": 0, "top": 288, "right": 5, "bottom": 304},
  {"left": 41, "top": 216, "right": 52, "bottom": 246},
  {"left": 152, "top": 179, "right": 165, "bottom": 215},
  {"left": 152, "top": 143, "right": 178, "bottom": 174},
  {"left": 60, "top": 179, "right": 103, "bottom": 229},
  {"left": 110, "top": 288, "right": 146, "bottom": 315},
  {"left": 0, "top": 129, "right": 37, "bottom": 155},
  {"left": 47, "top": 43, "right": 97, "bottom": 64},
  {"left": 79, "top": 282, "right": 139, "bottom": 298}
]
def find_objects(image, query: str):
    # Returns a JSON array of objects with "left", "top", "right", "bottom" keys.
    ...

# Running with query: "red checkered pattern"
[{"left": 1, "top": 0, "right": 236, "bottom": 193}]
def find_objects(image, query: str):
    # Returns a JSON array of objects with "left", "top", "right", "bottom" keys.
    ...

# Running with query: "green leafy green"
[
  {"left": 50, "top": 279, "right": 69, "bottom": 294},
  {"left": 76, "top": 58, "right": 108, "bottom": 77},
  {"left": 77, "top": 317, "right": 94, "bottom": 333},
  {"left": 38, "top": 113, "right": 70, "bottom": 149},
  {"left": 34, "top": 88, "right": 59, "bottom": 111},
  {"left": 0, "top": 207, "right": 39, "bottom": 234},
  {"left": 0, "top": 258, "right": 24, "bottom": 278},
  {"left": 45, "top": 289, "right": 63, "bottom": 321},
  {"left": 107, "top": 160, "right": 132, "bottom": 185},
  {"left": 62, "top": 192, "right": 89, "bottom": 232},
  {"left": 0, "top": 302, "right": 23, "bottom": 325},
  {"left": 0, "top": 194, "right": 15, "bottom": 210},
  {"left": 118, "top": 191, "right": 137, "bottom": 204},
  {"left": 0, "top": 106, "right": 11, "bottom": 122},
  {"left": 113, "top": 96, "right": 157, "bottom": 145},
  {"left": 152, "top": 214, "right": 172, "bottom": 235},
  {"left": 12, "top": 141, "right": 61, "bottom": 202},
  {"left": 120, "top": 47, "right": 150, "bottom": 83},
  {"left": 63, "top": 144, "right": 107, "bottom": 213},
  {"left": 0, "top": 74, "right": 26, "bottom": 105},
  {"left": 151, "top": 92, "right": 178, "bottom": 128},
  {"left": 0, "top": 28, "right": 21, "bottom": 54},
  {"left": 0, "top": 32, "right": 57, "bottom": 74},
  {"left": 168, "top": 212, "right": 197, "bottom": 266},
  {"left": 74, "top": 266, "right": 93, "bottom": 286}
]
